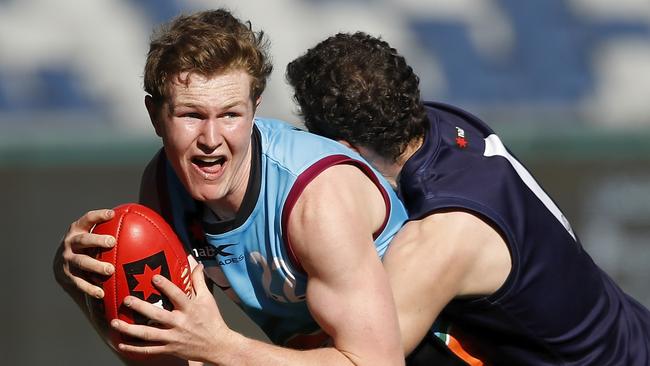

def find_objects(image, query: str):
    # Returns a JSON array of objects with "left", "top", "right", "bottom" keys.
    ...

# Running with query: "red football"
[{"left": 85, "top": 203, "right": 193, "bottom": 355}]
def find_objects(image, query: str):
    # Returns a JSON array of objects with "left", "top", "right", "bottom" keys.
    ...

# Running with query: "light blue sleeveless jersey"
[{"left": 159, "top": 118, "right": 408, "bottom": 346}]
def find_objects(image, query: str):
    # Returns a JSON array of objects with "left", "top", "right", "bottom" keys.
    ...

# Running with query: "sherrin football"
[{"left": 85, "top": 203, "right": 193, "bottom": 354}]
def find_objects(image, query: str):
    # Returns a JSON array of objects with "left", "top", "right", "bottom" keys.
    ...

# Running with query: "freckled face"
[{"left": 152, "top": 70, "right": 257, "bottom": 215}]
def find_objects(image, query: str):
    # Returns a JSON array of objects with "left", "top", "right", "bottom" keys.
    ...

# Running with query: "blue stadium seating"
[
  {"left": 0, "top": 0, "right": 648, "bottom": 130},
  {"left": 410, "top": 0, "right": 649, "bottom": 106}
]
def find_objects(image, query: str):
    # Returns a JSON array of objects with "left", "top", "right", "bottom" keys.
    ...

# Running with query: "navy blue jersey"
[{"left": 400, "top": 101, "right": 650, "bottom": 365}]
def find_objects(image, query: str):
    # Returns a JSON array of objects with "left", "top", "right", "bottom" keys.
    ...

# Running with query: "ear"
[
  {"left": 337, "top": 139, "right": 360, "bottom": 154},
  {"left": 145, "top": 95, "right": 162, "bottom": 137},
  {"left": 254, "top": 96, "right": 262, "bottom": 113}
]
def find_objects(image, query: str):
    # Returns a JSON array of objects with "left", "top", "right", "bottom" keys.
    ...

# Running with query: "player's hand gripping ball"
[{"left": 85, "top": 203, "right": 193, "bottom": 355}]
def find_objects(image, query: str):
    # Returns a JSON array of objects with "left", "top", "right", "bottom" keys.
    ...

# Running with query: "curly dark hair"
[
  {"left": 286, "top": 32, "right": 427, "bottom": 162},
  {"left": 144, "top": 9, "right": 273, "bottom": 106}
]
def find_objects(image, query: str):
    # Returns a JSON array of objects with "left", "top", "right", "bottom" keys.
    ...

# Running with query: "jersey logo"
[
  {"left": 214, "top": 244, "right": 236, "bottom": 257},
  {"left": 191, "top": 244, "right": 238, "bottom": 260},
  {"left": 455, "top": 126, "right": 468, "bottom": 148},
  {"left": 184, "top": 215, "right": 244, "bottom": 264}
]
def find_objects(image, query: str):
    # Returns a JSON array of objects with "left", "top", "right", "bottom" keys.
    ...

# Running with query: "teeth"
[{"left": 194, "top": 156, "right": 225, "bottom": 165}]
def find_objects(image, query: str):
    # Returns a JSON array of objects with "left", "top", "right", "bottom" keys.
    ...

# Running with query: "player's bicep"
[
  {"left": 305, "top": 249, "right": 398, "bottom": 361},
  {"left": 287, "top": 165, "right": 403, "bottom": 365}
]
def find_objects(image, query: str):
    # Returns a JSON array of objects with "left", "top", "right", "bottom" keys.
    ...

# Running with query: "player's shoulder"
[
  {"left": 254, "top": 116, "right": 298, "bottom": 131},
  {"left": 405, "top": 210, "right": 511, "bottom": 295},
  {"left": 253, "top": 117, "right": 302, "bottom": 140},
  {"left": 423, "top": 101, "right": 489, "bottom": 126},
  {"left": 254, "top": 116, "right": 344, "bottom": 147},
  {"left": 399, "top": 210, "right": 506, "bottom": 263},
  {"left": 254, "top": 116, "right": 366, "bottom": 172}
]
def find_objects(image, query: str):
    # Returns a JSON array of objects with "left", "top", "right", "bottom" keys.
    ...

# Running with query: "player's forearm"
[{"left": 204, "top": 332, "right": 378, "bottom": 366}]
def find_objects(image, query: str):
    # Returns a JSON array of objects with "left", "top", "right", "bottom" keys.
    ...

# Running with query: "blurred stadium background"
[{"left": 1, "top": 0, "right": 649, "bottom": 364}]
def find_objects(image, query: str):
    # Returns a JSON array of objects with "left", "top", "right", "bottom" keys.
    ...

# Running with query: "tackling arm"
[{"left": 382, "top": 210, "right": 512, "bottom": 355}]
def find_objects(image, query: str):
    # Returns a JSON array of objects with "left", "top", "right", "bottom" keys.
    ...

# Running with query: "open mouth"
[
  {"left": 191, "top": 156, "right": 227, "bottom": 178},
  {"left": 192, "top": 156, "right": 225, "bottom": 168}
]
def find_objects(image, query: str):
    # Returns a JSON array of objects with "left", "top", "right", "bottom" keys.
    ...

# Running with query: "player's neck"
[
  {"left": 391, "top": 136, "right": 423, "bottom": 189},
  {"left": 355, "top": 137, "right": 422, "bottom": 190},
  {"left": 400, "top": 136, "right": 423, "bottom": 165}
]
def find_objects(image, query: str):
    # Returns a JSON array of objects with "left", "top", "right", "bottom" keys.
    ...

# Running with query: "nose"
[{"left": 197, "top": 118, "right": 221, "bottom": 152}]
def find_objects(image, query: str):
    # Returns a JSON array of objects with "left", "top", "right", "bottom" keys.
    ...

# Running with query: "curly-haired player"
[{"left": 287, "top": 32, "right": 650, "bottom": 365}]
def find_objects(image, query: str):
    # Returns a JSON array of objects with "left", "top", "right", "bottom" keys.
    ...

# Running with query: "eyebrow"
[
  {"left": 168, "top": 102, "right": 190, "bottom": 115},
  {"left": 170, "top": 99, "right": 246, "bottom": 113},
  {"left": 221, "top": 99, "right": 246, "bottom": 110}
]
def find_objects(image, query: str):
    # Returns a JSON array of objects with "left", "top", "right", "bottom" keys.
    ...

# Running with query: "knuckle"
[
  {"left": 61, "top": 250, "right": 73, "bottom": 263},
  {"left": 141, "top": 328, "right": 152, "bottom": 341},
  {"left": 74, "top": 255, "right": 87, "bottom": 270},
  {"left": 66, "top": 233, "right": 82, "bottom": 250},
  {"left": 62, "top": 233, "right": 75, "bottom": 249},
  {"left": 74, "top": 233, "right": 94, "bottom": 250},
  {"left": 70, "top": 217, "right": 83, "bottom": 230}
]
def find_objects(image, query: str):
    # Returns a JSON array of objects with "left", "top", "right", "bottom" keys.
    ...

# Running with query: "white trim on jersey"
[{"left": 483, "top": 134, "right": 576, "bottom": 241}]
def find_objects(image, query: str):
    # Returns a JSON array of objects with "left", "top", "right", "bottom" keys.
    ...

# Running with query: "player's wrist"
[{"left": 205, "top": 330, "right": 251, "bottom": 366}]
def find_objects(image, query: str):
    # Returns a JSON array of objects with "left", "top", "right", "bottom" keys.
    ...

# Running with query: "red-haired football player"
[{"left": 55, "top": 8, "right": 413, "bottom": 366}]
